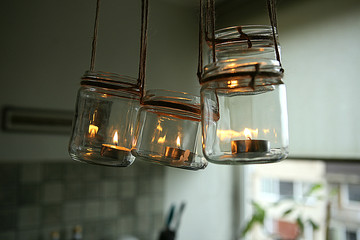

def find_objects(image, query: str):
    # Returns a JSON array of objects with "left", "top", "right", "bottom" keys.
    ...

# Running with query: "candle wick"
[{"left": 248, "top": 137, "right": 252, "bottom": 140}]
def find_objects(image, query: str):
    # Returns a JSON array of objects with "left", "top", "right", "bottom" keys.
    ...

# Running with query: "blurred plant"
[{"left": 241, "top": 183, "right": 324, "bottom": 240}]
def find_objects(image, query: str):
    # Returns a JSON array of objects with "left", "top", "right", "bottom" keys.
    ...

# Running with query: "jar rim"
[
  {"left": 81, "top": 70, "right": 140, "bottom": 95},
  {"left": 142, "top": 89, "right": 201, "bottom": 117},
  {"left": 201, "top": 59, "right": 283, "bottom": 83},
  {"left": 215, "top": 25, "right": 277, "bottom": 37}
]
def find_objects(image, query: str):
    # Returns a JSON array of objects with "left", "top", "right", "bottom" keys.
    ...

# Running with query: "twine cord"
[
  {"left": 90, "top": 0, "right": 101, "bottom": 71},
  {"left": 138, "top": 0, "right": 149, "bottom": 103},
  {"left": 197, "top": 0, "right": 283, "bottom": 81}
]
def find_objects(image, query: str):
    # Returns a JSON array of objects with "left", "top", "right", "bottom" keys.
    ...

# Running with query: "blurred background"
[{"left": 0, "top": 0, "right": 359, "bottom": 239}]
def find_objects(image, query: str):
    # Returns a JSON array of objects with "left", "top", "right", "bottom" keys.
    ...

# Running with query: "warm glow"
[
  {"left": 88, "top": 124, "right": 98, "bottom": 138},
  {"left": 158, "top": 135, "right": 166, "bottom": 144},
  {"left": 244, "top": 128, "right": 258, "bottom": 140},
  {"left": 113, "top": 131, "right": 119, "bottom": 145},
  {"left": 263, "top": 129, "right": 270, "bottom": 134},
  {"left": 217, "top": 129, "right": 242, "bottom": 140},
  {"left": 217, "top": 128, "right": 258, "bottom": 141},
  {"left": 176, "top": 136, "right": 181, "bottom": 148},
  {"left": 227, "top": 80, "right": 239, "bottom": 88},
  {"left": 156, "top": 121, "right": 163, "bottom": 132}
]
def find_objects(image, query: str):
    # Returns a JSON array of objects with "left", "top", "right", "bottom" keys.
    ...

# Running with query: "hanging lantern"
[
  {"left": 132, "top": 89, "right": 208, "bottom": 170},
  {"left": 199, "top": 24, "right": 289, "bottom": 164},
  {"left": 69, "top": 71, "right": 140, "bottom": 166},
  {"left": 68, "top": 0, "right": 149, "bottom": 167}
]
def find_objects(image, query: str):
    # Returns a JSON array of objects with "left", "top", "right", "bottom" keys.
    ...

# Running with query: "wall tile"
[
  {"left": 0, "top": 185, "right": 18, "bottom": 207},
  {"left": 120, "top": 180, "right": 136, "bottom": 199},
  {"left": 118, "top": 215, "right": 136, "bottom": 236},
  {"left": 42, "top": 182, "right": 64, "bottom": 204},
  {"left": 64, "top": 162, "right": 84, "bottom": 181},
  {"left": 101, "top": 180, "right": 118, "bottom": 198},
  {"left": 103, "top": 167, "right": 122, "bottom": 179},
  {"left": 84, "top": 181, "right": 101, "bottom": 199},
  {"left": 0, "top": 231, "right": 16, "bottom": 240},
  {"left": 136, "top": 214, "right": 152, "bottom": 236},
  {"left": 119, "top": 199, "right": 136, "bottom": 216},
  {"left": 82, "top": 165, "right": 102, "bottom": 181},
  {"left": 63, "top": 201, "right": 83, "bottom": 222},
  {"left": 0, "top": 208, "right": 17, "bottom": 231},
  {"left": 43, "top": 163, "right": 64, "bottom": 181},
  {"left": 19, "top": 184, "right": 41, "bottom": 206},
  {"left": 100, "top": 220, "right": 117, "bottom": 240},
  {"left": 102, "top": 199, "right": 119, "bottom": 219},
  {"left": 118, "top": 165, "right": 136, "bottom": 179},
  {"left": 152, "top": 195, "right": 164, "bottom": 213},
  {"left": 18, "top": 229, "right": 39, "bottom": 240},
  {"left": 138, "top": 179, "right": 152, "bottom": 196},
  {"left": 83, "top": 200, "right": 101, "bottom": 220},
  {"left": 64, "top": 182, "right": 83, "bottom": 201},
  {"left": 152, "top": 177, "right": 165, "bottom": 194},
  {"left": 20, "top": 163, "right": 42, "bottom": 183},
  {"left": 0, "top": 161, "right": 165, "bottom": 240},
  {"left": 136, "top": 196, "right": 151, "bottom": 215},
  {"left": 42, "top": 204, "right": 63, "bottom": 226},
  {"left": 83, "top": 222, "right": 102, "bottom": 240},
  {"left": 42, "top": 227, "right": 64, "bottom": 240},
  {"left": 0, "top": 164, "right": 19, "bottom": 184},
  {"left": 17, "top": 206, "right": 40, "bottom": 229}
]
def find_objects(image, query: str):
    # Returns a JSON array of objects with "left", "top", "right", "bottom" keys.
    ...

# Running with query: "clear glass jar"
[
  {"left": 132, "top": 89, "right": 207, "bottom": 170},
  {"left": 200, "top": 25, "right": 289, "bottom": 164},
  {"left": 68, "top": 71, "right": 140, "bottom": 167}
]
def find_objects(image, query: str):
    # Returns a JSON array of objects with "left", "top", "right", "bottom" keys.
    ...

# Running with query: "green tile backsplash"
[{"left": 0, "top": 160, "right": 165, "bottom": 240}]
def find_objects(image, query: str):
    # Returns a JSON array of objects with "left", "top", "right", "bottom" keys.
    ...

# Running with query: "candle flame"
[
  {"left": 244, "top": 128, "right": 252, "bottom": 140},
  {"left": 227, "top": 80, "right": 238, "bottom": 88},
  {"left": 113, "top": 131, "right": 119, "bottom": 145},
  {"left": 158, "top": 135, "right": 166, "bottom": 144},
  {"left": 176, "top": 136, "right": 181, "bottom": 148},
  {"left": 88, "top": 124, "right": 98, "bottom": 138},
  {"left": 217, "top": 128, "right": 258, "bottom": 141}
]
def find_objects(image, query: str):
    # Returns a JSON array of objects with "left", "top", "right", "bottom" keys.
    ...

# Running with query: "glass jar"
[
  {"left": 200, "top": 25, "right": 289, "bottom": 164},
  {"left": 132, "top": 89, "right": 207, "bottom": 170},
  {"left": 68, "top": 71, "right": 140, "bottom": 167}
]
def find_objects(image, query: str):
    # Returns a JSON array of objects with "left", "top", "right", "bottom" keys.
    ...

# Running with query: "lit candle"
[
  {"left": 101, "top": 131, "right": 131, "bottom": 159},
  {"left": 164, "top": 136, "right": 194, "bottom": 162},
  {"left": 231, "top": 128, "right": 270, "bottom": 154}
]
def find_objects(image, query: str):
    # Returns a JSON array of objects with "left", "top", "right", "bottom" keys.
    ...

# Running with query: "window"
[
  {"left": 348, "top": 184, "right": 360, "bottom": 203},
  {"left": 279, "top": 181, "right": 294, "bottom": 198},
  {"left": 346, "top": 230, "right": 357, "bottom": 240}
]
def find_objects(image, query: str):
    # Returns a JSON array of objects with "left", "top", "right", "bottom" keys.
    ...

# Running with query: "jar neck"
[
  {"left": 201, "top": 60, "right": 283, "bottom": 86},
  {"left": 142, "top": 89, "right": 201, "bottom": 121},
  {"left": 208, "top": 25, "right": 280, "bottom": 63},
  {"left": 81, "top": 71, "right": 140, "bottom": 97}
]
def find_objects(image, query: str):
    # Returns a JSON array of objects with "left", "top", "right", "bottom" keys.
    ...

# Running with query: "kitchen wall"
[
  {"left": 0, "top": 0, "right": 200, "bottom": 161},
  {"left": 0, "top": 1, "right": 236, "bottom": 240},
  {"left": 0, "top": 160, "right": 165, "bottom": 240}
]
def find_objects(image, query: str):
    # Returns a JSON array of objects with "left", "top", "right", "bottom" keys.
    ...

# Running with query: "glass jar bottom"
[
  {"left": 205, "top": 148, "right": 288, "bottom": 165},
  {"left": 133, "top": 150, "right": 207, "bottom": 171},
  {"left": 70, "top": 147, "right": 135, "bottom": 167}
]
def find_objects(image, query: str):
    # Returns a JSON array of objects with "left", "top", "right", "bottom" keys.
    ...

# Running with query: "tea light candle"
[
  {"left": 164, "top": 147, "right": 195, "bottom": 161},
  {"left": 231, "top": 139, "right": 270, "bottom": 153},
  {"left": 231, "top": 128, "right": 270, "bottom": 154},
  {"left": 100, "top": 130, "right": 131, "bottom": 159},
  {"left": 100, "top": 144, "right": 131, "bottom": 159}
]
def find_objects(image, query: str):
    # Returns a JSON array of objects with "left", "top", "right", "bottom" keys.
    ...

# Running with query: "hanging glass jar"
[
  {"left": 200, "top": 25, "right": 289, "bottom": 164},
  {"left": 69, "top": 71, "right": 140, "bottom": 167},
  {"left": 132, "top": 89, "right": 207, "bottom": 170}
]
